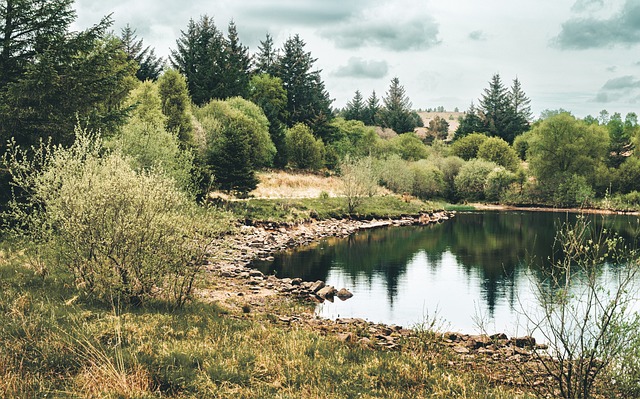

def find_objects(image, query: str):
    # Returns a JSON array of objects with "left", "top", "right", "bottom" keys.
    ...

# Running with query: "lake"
[{"left": 254, "top": 211, "right": 640, "bottom": 335}]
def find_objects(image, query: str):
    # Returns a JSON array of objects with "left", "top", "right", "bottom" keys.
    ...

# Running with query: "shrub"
[
  {"left": 286, "top": 123, "right": 325, "bottom": 170},
  {"left": 553, "top": 174, "right": 594, "bottom": 207},
  {"left": 378, "top": 155, "right": 413, "bottom": 194},
  {"left": 158, "top": 69, "right": 194, "bottom": 147},
  {"left": 410, "top": 160, "right": 445, "bottom": 199},
  {"left": 616, "top": 157, "right": 640, "bottom": 194},
  {"left": 477, "top": 137, "right": 520, "bottom": 171},
  {"left": 434, "top": 156, "right": 465, "bottom": 202},
  {"left": 512, "top": 132, "right": 530, "bottom": 160},
  {"left": 449, "top": 133, "right": 488, "bottom": 160},
  {"left": 453, "top": 159, "right": 498, "bottom": 201},
  {"left": 340, "top": 155, "right": 379, "bottom": 213},
  {"left": 389, "top": 133, "right": 430, "bottom": 161},
  {"left": 484, "top": 168, "right": 516, "bottom": 202},
  {"left": 4, "top": 132, "right": 229, "bottom": 307}
]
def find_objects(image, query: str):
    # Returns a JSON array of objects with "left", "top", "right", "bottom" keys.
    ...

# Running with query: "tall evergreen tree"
[
  {"left": 275, "top": 34, "right": 333, "bottom": 135},
  {"left": 455, "top": 102, "right": 483, "bottom": 139},
  {"left": 120, "top": 24, "right": 164, "bottom": 81},
  {"left": 379, "top": 77, "right": 417, "bottom": 134},
  {"left": 478, "top": 73, "right": 514, "bottom": 142},
  {"left": 362, "top": 90, "right": 381, "bottom": 126},
  {"left": 0, "top": 0, "right": 75, "bottom": 87},
  {"left": 170, "top": 15, "right": 225, "bottom": 105},
  {"left": 607, "top": 112, "right": 630, "bottom": 168},
  {"left": 253, "top": 33, "right": 278, "bottom": 75},
  {"left": 221, "top": 21, "right": 251, "bottom": 99},
  {"left": 343, "top": 90, "right": 365, "bottom": 122},
  {"left": 507, "top": 77, "right": 532, "bottom": 138}
]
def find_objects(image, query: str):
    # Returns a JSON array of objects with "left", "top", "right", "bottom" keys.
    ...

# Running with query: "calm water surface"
[{"left": 254, "top": 211, "right": 640, "bottom": 335}]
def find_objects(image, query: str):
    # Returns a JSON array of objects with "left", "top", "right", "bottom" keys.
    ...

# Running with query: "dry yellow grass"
[{"left": 250, "top": 171, "right": 344, "bottom": 199}]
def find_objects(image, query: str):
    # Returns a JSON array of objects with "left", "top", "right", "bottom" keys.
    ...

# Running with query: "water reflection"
[{"left": 253, "top": 211, "right": 640, "bottom": 332}]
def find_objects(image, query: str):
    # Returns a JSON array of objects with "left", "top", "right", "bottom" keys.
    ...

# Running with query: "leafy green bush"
[
  {"left": 433, "top": 155, "right": 465, "bottom": 202},
  {"left": 410, "top": 160, "right": 445, "bottom": 199},
  {"left": 449, "top": 133, "right": 488, "bottom": 160},
  {"left": 389, "top": 133, "right": 430, "bottom": 161},
  {"left": 616, "top": 157, "right": 640, "bottom": 194},
  {"left": 286, "top": 123, "right": 325, "bottom": 170},
  {"left": 484, "top": 168, "right": 516, "bottom": 202},
  {"left": 4, "top": 133, "right": 229, "bottom": 307},
  {"left": 477, "top": 137, "right": 520, "bottom": 172},
  {"left": 340, "top": 155, "right": 379, "bottom": 213},
  {"left": 553, "top": 174, "right": 594, "bottom": 207},
  {"left": 453, "top": 159, "right": 498, "bottom": 201},
  {"left": 512, "top": 132, "right": 530, "bottom": 160},
  {"left": 378, "top": 155, "right": 413, "bottom": 194}
]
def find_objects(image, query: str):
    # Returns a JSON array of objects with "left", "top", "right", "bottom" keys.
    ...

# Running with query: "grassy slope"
[{"left": 0, "top": 247, "right": 529, "bottom": 398}]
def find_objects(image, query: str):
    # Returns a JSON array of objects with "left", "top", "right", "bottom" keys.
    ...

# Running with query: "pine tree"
[
  {"left": 0, "top": 0, "right": 75, "bottom": 87},
  {"left": 210, "top": 120, "right": 258, "bottom": 196},
  {"left": 253, "top": 33, "right": 278, "bottom": 75},
  {"left": 479, "top": 73, "right": 515, "bottom": 142},
  {"left": 454, "top": 102, "right": 483, "bottom": 140},
  {"left": 507, "top": 77, "right": 532, "bottom": 138},
  {"left": 170, "top": 15, "right": 225, "bottom": 105},
  {"left": 379, "top": 77, "right": 417, "bottom": 134},
  {"left": 274, "top": 34, "right": 333, "bottom": 134},
  {"left": 362, "top": 90, "right": 381, "bottom": 126},
  {"left": 120, "top": 25, "right": 164, "bottom": 81},
  {"left": 221, "top": 21, "right": 251, "bottom": 99},
  {"left": 343, "top": 90, "right": 365, "bottom": 122}
]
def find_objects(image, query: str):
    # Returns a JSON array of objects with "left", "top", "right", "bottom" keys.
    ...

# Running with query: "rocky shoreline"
[{"left": 201, "top": 210, "right": 550, "bottom": 384}]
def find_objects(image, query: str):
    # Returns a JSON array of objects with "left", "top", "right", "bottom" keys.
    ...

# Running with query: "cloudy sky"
[{"left": 72, "top": 0, "right": 640, "bottom": 118}]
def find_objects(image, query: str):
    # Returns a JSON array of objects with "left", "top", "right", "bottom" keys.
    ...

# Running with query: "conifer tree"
[
  {"left": 479, "top": 73, "right": 514, "bottom": 142},
  {"left": 455, "top": 102, "right": 483, "bottom": 139},
  {"left": 379, "top": 77, "right": 417, "bottom": 134},
  {"left": 120, "top": 24, "right": 164, "bottom": 81},
  {"left": 275, "top": 34, "right": 333, "bottom": 134},
  {"left": 221, "top": 21, "right": 251, "bottom": 99},
  {"left": 343, "top": 90, "right": 365, "bottom": 122},
  {"left": 363, "top": 90, "right": 381, "bottom": 126},
  {"left": 254, "top": 33, "right": 278, "bottom": 75},
  {"left": 507, "top": 77, "right": 532, "bottom": 138}
]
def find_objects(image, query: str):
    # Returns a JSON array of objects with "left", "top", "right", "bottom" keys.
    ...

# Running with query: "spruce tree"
[
  {"left": 455, "top": 102, "right": 483, "bottom": 139},
  {"left": 343, "top": 90, "right": 365, "bottom": 122},
  {"left": 120, "top": 24, "right": 164, "bottom": 81},
  {"left": 210, "top": 120, "right": 258, "bottom": 196},
  {"left": 170, "top": 16, "right": 226, "bottom": 105},
  {"left": 479, "top": 73, "right": 514, "bottom": 142},
  {"left": 253, "top": 33, "right": 278, "bottom": 75},
  {"left": 221, "top": 21, "right": 251, "bottom": 99},
  {"left": 274, "top": 34, "right": 333, "bottom": 134},
  {"left": 379, "top": 77, "right": 417, "bottom": 134},
  {"left": 363, "top": 90, "right": 381, "bottom": 126},
  {"left": 507, "top": 77, "right": 532, "bottom": 139}
]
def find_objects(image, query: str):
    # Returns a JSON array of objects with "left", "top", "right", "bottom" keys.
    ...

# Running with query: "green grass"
[
  {"left": 0, "top": 243, "right": 532, "bottom": 399},
  {"left": 225, "top": 195, "right": 440, "bottom": 224}
]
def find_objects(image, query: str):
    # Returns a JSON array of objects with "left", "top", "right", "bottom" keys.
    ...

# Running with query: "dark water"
[{"left": 254, "top": 211, "right": 640, "bottom": 334}]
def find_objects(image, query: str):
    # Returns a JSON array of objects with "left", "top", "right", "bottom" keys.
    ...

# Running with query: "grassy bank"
[
  {"left": 225, "top": 195, "right": 442, "bottom": 224},
  {"left": 0, "top": 246, "right": 530, "bottom": 398}
]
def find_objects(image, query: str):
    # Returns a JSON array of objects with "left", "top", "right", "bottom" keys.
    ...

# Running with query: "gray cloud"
[
  {"left": 606, "top": 66, "right": 618, "bottom": 72},
  {"left": 571, "top": 0, "right": 604, "bottom": 12},
  {"left": 323, "top": 17, "right": 440, "bottom": 51},
  {"left": 554, "top": 0, "right": 640, "bottom": 49},
  {"left": 332, "top": 57, "right": 389, "bottom": 79},
  {"left": 594, "top": 75, "right": 640, "bottom": 103},
  {"left": 468, "top": 30, "right": 487, "bottom": 41}
]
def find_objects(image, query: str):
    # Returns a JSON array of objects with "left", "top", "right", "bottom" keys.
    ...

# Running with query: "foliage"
[
  {"left": 553, "top": 174, "right": 595, "bottom": 207},
  {"left": 286, "top": 123, "right": 325, "bottom": 170},
  {"left": 197, "top": 97, "right": 275, "bottom": 169},
  {"left": 253, "top": 33, "right": 278, "bottom": 75},
  {"left": 512, "top": 131, "right": 530, "bottom": 160},
  {"left": 0, "top": 14, "right": 137, "bottom": 148},
  {"left": 616, "top": 156, "right": 640, "bottom": 194},
  {"left": 426, "top": 116, "right": 450, "bottom": 142},
  {"left": 449, "top": 132, "right": 489, "bottom": 160},
  {"left": 158, "top": 69, "right": 194, "bottom": 147},
  {"left": 379, "top": 77, "right": 418, "bottom": 134},
  {"left": 3, "top": 132, "right": 227, "bottom": 306},
  {"left": 275, "top": 34, "right": 333, "bottom": 135},
  {"left": 410, "top": 160, "right": 445, "bottom": 199},
  {"left": 343, "top": 90, "right": 366, "bottom": 122},
  {"left": 477, "top": 137, "right": 520, "bottom": 172},
  {"left": 434, "top": 155, "right": 465, "bottom": 202},
  {"left": 454, "top": 159, "right": 499, "bottom": 201},
  {"left": 363, "top": 90, "right": 381, "bottom": 126},
  {"left": 340, "top": 155, "right": 379, "bottom": 213},
  {"left": 223, "top": 21, "right": 251, "bottom": 99},
  {"left": 120, "top": 24, "right": 164, "bottom": 81},
  {"left": 484, "top": 168, "right": 516, "bottom": 202},
  {"left": 455, "top": 102, "right": 483, "bottom": 139},
  {"left": 327, "top": 118, "right": 379, "bottom": 162},
  {"left": 378, "top": 155, "right": 414, "bottom": 194},
  {"left": 527, "top": 113, "right": 609, "bottom": 202},
  {"left": 525, "top": 217, "right": 640, "bottom": 399},
  {"left": 110, "top": 81, "right": 194, "bottom": 191},
  {"left": 249, "top": 73, "right": 288, "bottom": 168},
  {"left": 389, "top": 133, "right": 430, "bottom": 161}
]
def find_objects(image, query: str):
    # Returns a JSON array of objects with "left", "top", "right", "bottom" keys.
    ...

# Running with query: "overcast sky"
[{"left": 72, "top": 0, "right": 640, "bottom": 119}]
